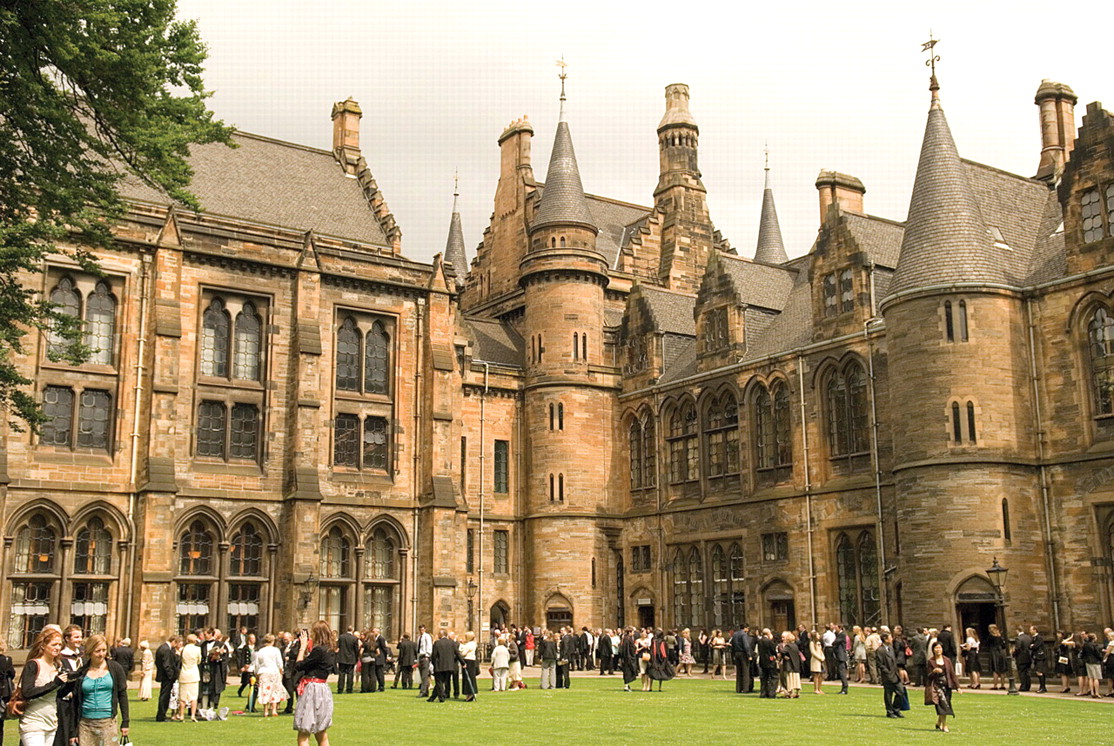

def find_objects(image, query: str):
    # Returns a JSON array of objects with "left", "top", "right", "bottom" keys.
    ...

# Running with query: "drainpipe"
[
  {"left": 864, "top": 317, "right": 889, "bottom": 621},
  {"left": 797, "top": 356, "right": 816, "bottom": 627},
  {"left": 125, "top": 252, "right": 151, "bottom": 638},
  {"left": 478, "top": 362, "right": 489, "bottom": 647},
  {"left": 411, "top": 297, "right": 424, "bottom": 635},
  {"left": 1025, "top": 299, "right": 1060, "bottom": 629}
]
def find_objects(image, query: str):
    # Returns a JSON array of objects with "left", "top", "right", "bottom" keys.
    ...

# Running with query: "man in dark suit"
[
  {"left": 336, "top": 626, "right": 359, "bottom": 694},
  {"left": 1014, "top": 626, "right": 1033, "bottom": 691},
  {"left": 393, "top": 633, "right": 418, "bottom": 689},
  {"left": 428, "top": 629, "right": 464, "bottom": 702},
  {"left": 937, "top": 624, "right": 957, "bottom": 666},
  {"left": 756, "top": 628, "right": 779, "bottom": 698},
  {"left": 833, "top": 624, "right": 850, "bottom": 694},
  {"left": 730, "top": 623, "right": 753, "bottom": 693},
  {"left": 111, "top": 638, "right": 135, "bottom": 676},
  {"left": 557, "top": 628, "right": 577, "bottom": 688},
  {"left": 597, "top": 629, "right": 614, "bottom": 675},
  {"left": 877, "top": 632, "right": 904, "bottom": 718},
  {"left": 1029, "top": 626, "right": 1047, "bottom": 693},
  {"left": 154, "top": 636, "right": 182, "bottom": 722},
  {"left": 909, "top": 628, "right": 928, "bottom": 687}
]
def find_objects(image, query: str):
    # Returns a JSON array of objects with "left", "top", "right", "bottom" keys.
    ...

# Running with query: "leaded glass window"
[
  {"left": 201, "top": 298, "right": 230, "bottom": 378},
  {"left": 71, "top": 581, "right": 108, "bottom": 635},
  {"left": 230, "top": 522, "right": 263, "bottom": 577},
  {"left": 672, "top": 548, "right": 687, "bottom": 626},
  {"left": 687, "top": 547, "right": 703, "bottom": 626},
  {"left": 1089, "top": 308, "right": 1114, "bottom": 416},
  {"left": 197, "top": 401, "right": 226, "bottom": 458},
  {"left": 8, "top": 582, "right": 52, "bottom": 649},
  {"left": 711, "top": 545, "right": 727, "bottom": 628},
  {"left": 827, "top": 363, "right": 869, "bottom": 457},
  {"left": 74, "top": 518, "right": 111, "bottom": 575},
  {"left": 823, "top": 273, "right": 837, "bottom": 317},
  {"left": 642, "top": 417, "right": 656, "bottom": 488},
  {"left": 1082, "top": 189, "right": 1104, "bottom": 243},
  {"left": 41, "top": 386, "right": 74, "bottom": 446},
  {"left": 629, "top": 419, "right": 642, "bottom": 489},
  {"left": 836, "top": 534, "right": 858, "bottom": 626},
  {"left": 494, "top": 529, "right": 508, "bottom": 574},
  {"left": 840, "top": 269, "right": 854, "bottom": 312},
  {"left": 179, "top": 520, "right": 214, "bottom": 576},
  {"left": 230, "top": 403, "right": 259, "bottom": 460},
  {"left": 363, "top": 416, "right": 388, "bottom": 470},
  {"left": 77, "top": 389, "right": 111, "bottom": 450},
  {"left": 15, "top": 515, "right": 56, "bottom": 573},
  {"left": 84, "top": 281, "right": 116, "bottom": 366},
  {"left": 494, "top": 439, "right": 509, "bottom": 493},
  {"left": 773, "top": 384, "right": 792, "bottom": 465},
  {"left": 333, "top": 414, "right": 359, "bottom": 467},
  {"left": 233, "top": 303, "right": 262, "bottom": 381},
  {"left": 858, "top": 532, "right": 881, "bottom": 625},
  {"left": 48, "top": 277, "right": 80, "bottom": 359},
  {"left": 367, "top": 527, "right": 396, "bottom": 580},
  {"left": 336, "top": 317, "right": 360, "bottom": 392},
  {"left": 365, "top": 322, "right": 389, "bottom": 394},
  {"left": 320, "top": 526, "right": 350, "bottom": 578}
]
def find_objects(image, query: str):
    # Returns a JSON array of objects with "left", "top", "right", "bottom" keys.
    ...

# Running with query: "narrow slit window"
[
  {"left": 558, "top": 473, "right": 564, "bottom": 502},
  {"left": 1002, "top": 498, "right": 1011, "bottom": 543},
  {"left": 573, "top": 332, "right": 579, "bottom": 360},
  {"left": 966, "top": 401, "right": 977, "bottom": 444},
  {"left": 951, "top": 402, "right": 962, "bottom": 444},
  {"left": 582, "top": 333, "right": 587, "bottom": 361},
  {"left": 958, "top": 300, "right": 969, "bottom": 342},
  {"left": 549, "top": 474, "right": 554, "bottom": 502},
  {"left": 944, "top": 301, "right": 954, "bottom": 343},
  {"left": 558, "top": 402, "right": 564, "bottom": 430}
]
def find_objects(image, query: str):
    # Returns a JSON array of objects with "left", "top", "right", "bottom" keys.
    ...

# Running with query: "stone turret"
[
  {"left": 444, "top": 180, "right": 468, "bottom": 289},
  {"left": 754, "top": 161, "right": 788, "bottom": 265}
]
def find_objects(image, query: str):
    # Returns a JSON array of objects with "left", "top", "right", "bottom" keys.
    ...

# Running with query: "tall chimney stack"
[
  {"left": 1034, "top": 80, "right": 1077, "bottom": 181},
  {"left": 815, "top": 170, "right": 865, "bottom": 223},
  {"left": 331, "top": 98, "right": 363, "bottom": 175}
]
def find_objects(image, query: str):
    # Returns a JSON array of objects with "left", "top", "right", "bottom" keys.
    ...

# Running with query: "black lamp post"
[
  {"left": 299, "top": 575, "right": 319, "bottom": 611},
  {"left": 466, "top": 577, "right": 478, "bottom": 631},
  {"left": 986, "top": 558, "right": 1019, "bottom": 695}
]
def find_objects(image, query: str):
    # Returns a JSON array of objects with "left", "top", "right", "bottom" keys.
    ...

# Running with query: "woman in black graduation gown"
[{"left": 619, "top": 628, "right": 639, "bottom": 693}]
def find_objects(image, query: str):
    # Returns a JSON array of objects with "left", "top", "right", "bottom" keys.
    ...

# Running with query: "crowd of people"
[{"left": 1, "top": 617, "right": 1112, "bottom": 743}]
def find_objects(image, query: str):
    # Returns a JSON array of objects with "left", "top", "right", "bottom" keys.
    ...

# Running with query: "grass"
[{"left": 5, "top": 676, "right": 1109, "bottom": 745}]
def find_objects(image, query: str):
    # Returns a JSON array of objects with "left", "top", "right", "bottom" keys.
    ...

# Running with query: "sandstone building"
[{"left": 3, "top": 71, "right": 1114, "bottom": 654}]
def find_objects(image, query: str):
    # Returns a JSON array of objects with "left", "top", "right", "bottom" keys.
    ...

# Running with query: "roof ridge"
[
  {"left": 535, "top": 181, "right": 652, "bottom": 212},
  {"left": 231, "top": 130, "right": 336, "bottom": 157},
  {"left": 960, "top": 157, "right": 1050, "bottom": 187}
]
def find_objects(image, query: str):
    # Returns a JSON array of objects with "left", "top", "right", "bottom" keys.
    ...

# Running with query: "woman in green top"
[{"left": 63, "top": 634, "right": 130, "bottom": 746}]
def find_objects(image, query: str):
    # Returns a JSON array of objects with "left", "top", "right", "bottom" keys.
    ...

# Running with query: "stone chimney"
[
  {"left": 1034, "top": 80, "right": 1077, "bottom": 181},
  {"left": 498, "top": 117, "right": 534, "bottom": 185},
  {"left": 815, "top": 170, "right": 865, "bottom": 222},
  {"left": 331, "top": 98, "right": 362, "bottom": 175}
]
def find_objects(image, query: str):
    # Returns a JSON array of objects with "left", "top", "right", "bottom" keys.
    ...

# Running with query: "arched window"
[
  {"left": 84, "top": 281, "right": 116, "bottom": 365},
  {"left": 9, "top": 513, "right": 60, "bottom": 648},
  {"left": 668, "top": 402, "right": 698, "bottom": 483},
  {"left": 966, "top": 401, "right": 977, "bottom": 444},
  {"left": 835, "top": 530, "right": 880, "bottom": 627},
  {"left": 74, "top": 517, "right": 112, "bottom": 575},
  {"left": 364, "top": 525, "right": 401, "bottom": 637},
  {"left": 228, "top": 521, "right": 266, "bottom": 637},
  {"left": 230, "top": 522, "right": 264, "bottom": 577},
  {"left": 672, "top": 548, "right": 688, "bottom": 627},
  {"left": 179, "top": 520, "right": 214, "bottom": 576},
  {"left": 201, "top": 298, "right": 230, "bottom": 378},
  {"left": 47, "top": 277, "right": 81, "bottom": 359},
  {"left": 826, "top": 363, "right": 869, "bottom": 458},
  {"left": 756, "top": 382, "right": 792, "bottom": 480},
  {"left": 177, "top": 519, "right": 216, "bottom": 634},
  {"left": 688, "top": 547, "right": 703, "bottom": 627},
  {"left": 1002, "top": 499, "right": 1011, "bottom": 543},
  {"left": 335, "top": 316, "right": 360, "bottom": 391},
  {"left": 15, "top": 514, "right": 57, "bottom": 574},
  {"left": 729, "top": 542, "right": 746, "bottom": 624},
  {"left": 704, "top": 393, "right": 739, "bottom": 479},
  {"left": 1088, "top": 307, "right": 1114, "bottom": 416},
  {"left": 642, "top": 416, "right": 656, "bottom": 489},
  {"left": 711, "top": 545, "right": 727, "bottom": 628},
  {"left": 233, "top": 303, "right": 262, "bottom": 381},
  {"left": 628, "top": 419, "right": 643, "bottom": 490},
  {"left": 320, "top": 526, "right": 351, "bottom": 579},
  {"left": 364, "top": 321, "right": 389, "bottom": 395}
]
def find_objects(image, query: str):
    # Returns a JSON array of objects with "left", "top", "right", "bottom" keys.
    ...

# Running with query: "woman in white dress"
[
  {"left": 253, "top": 634, "right": 287, "bottom": 717},
  {"left": 177, "top": 634, "right": 201, "bottom": 722},
  {"left": 18, "top": 628, "right": 67, "bottom": 746},
  {"left": 137, "top": 641, "right": 154, "bottom": 701}
]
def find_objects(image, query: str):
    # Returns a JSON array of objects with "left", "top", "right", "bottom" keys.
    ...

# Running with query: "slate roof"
[
  {"left": 531, "top": 121, "right": 596, "bottom": 233},
  {"left": 1026, "top": 190, "right": 1068, "bottom": 284},
  {"left": 754, "top": 172, "right": 789, "bottom": 265},
  {"left": 444, "top": 198, "right": 468, "bottom": 288},
  {"left": 119, "top": 131, "right": 391, "bottom": 247},
  {"left": 717, "top": 253, "right": 797, "bottom": 311},
  {"left": 887, "top": 99, "right": 1007, "bottom": 297},
  {"left": 741, "top": 254, "right": 816, "bottom": 361},
  {"left": 465, "top": 317, "right": 524, "bottom": 367},
  {"left": 639, "top": 285, "right": 696, "bottom": 336},
  {"left": 842, "top": 212, "right": 904, "bottom": 269},
  {"left": 659, "top": 336, "right": 698, "bottom": 384},
  {"left": 535, "top": 185, "right": 651, "bottom": 267}
]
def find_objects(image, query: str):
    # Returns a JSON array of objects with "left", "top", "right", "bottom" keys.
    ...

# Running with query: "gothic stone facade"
[{"left": 3, "top": 80, "right": 1114, "bottom": 656}]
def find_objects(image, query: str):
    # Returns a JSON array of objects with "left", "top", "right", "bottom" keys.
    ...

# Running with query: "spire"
[
  {"left": 444, "top": 173, "right": 467, "bottom": 288},
  {"left": 886, "top": 66, "right": 1005, "bottom": 300},
  {"left": 531, "top": 62, "right": 597, "bottom": 234},
  {"left": 754, "top": 149, "right": 788, "bottom": 264}
]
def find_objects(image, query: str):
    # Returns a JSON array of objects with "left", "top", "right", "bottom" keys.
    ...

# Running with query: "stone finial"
[{"left": 658, "top": 83, "right": 698, "bottom": 131}]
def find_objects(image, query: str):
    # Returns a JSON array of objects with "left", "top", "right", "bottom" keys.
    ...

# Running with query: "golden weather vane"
[
  {"left": 922, "top": 33, "right": 940, "bottom": 89},
  {"left": 556, "top": 56, "right": 568, "bottom": 119}
]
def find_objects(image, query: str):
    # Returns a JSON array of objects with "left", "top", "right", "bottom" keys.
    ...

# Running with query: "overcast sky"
[{"left": 175, "top": 0, "right": 1111, "bottom": 267}]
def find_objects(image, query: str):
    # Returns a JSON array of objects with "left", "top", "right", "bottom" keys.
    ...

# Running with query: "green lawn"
[{"left": 5, "top": 677, "right": 1109, "bottom": 744}]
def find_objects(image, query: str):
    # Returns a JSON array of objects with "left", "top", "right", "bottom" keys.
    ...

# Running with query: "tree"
[{"left": 0, "top": 0, "right": 232, "bottom": 427}]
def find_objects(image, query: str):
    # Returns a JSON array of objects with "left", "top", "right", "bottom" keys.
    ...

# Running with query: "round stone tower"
[{"left": 520, "top": 80, "right": 615, "bottom": 630}]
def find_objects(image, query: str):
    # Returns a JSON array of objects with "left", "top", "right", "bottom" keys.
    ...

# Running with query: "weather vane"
[
  {"left": 922, "top": 33, "right": 940, "bottom": 91},
  {"left": 556, "top": 56, "right": 568, "bottom": 119}
]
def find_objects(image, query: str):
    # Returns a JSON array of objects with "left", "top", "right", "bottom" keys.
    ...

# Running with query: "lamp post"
[
  {"left": 986, "top": 558, "right": 1019, "bottom": 695},
  {"left": 466, "top": 577, "right": 478, "bottom": 635}
]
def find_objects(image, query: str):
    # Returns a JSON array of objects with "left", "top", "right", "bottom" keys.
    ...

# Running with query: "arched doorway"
[
  {"left": 630, "top": 587, "right": 655, "bottom": 630},
  {"left": 545, "top": 593, "right": 573, "bottom": 631},
  {"left": 763, "top": 580, "right": 796, "bottom": 632},
  {"left": 955, "top": 575, "right": 999, "bottom": 670},
  {"left": 490, "top": 600, "right": 510, "bottom": 632}
]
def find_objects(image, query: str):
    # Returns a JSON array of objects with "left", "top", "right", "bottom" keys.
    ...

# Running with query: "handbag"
[
  {"left": 5, "top": 686, "right": 26, "bottom": 718},
  {"left": 640, "top": 652, "right": 651, "bottom": 662},
  {"left": 1058, "top": 656, "right": 1069, "bottom": 666}
]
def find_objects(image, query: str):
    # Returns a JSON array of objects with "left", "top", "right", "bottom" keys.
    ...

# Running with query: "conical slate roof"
[
  {"left": 887, "top": 94, "right": 1004, "bottom": 298},
  {"left": 754, "top": 169, "right": 788, "bottom": 264},
  {"left": 531, "top": 120, "right": 596, "bottom": 233},
  {"left": 444, "top": 191, "right": 467, "bottom": 287}
]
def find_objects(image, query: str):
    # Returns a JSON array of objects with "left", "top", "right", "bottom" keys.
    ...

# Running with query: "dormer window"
[
  {"left": 706, "top": 308, "right": 729, "bottom": 349},
  {"left": 839, "top": 269, "right": 854, "bottom": 312},
  {"left": 988, "top": 226, "right": 1010, "bottom": 250},
  {"left": 823, "top": 274, "right": 838, "bottom": 317},
  {"left": 1082, "top": 189, "right": 1104, "bottom": 243}
]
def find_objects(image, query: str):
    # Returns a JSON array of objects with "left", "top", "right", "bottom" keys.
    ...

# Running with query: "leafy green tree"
[{"left": 0, "top": 0, "right": 231, "bottom": 427}]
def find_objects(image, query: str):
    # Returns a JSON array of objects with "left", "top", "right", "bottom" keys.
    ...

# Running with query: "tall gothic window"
[
  {"left": 74, "top": 518, "right": 112, "bottom": 575},
  {"left": 729, "top": 542, "right": 746, "bottom": 624},
  {"left": 333, "top": 414, "right": 390, "bottom": 471},
  {"left": 47, "top": 277, "right": 81, "bottom": 359},
  {"left": 321, "top": 525, "right": 354, "bottom": 634},
  {"left": 84, "top": 281, "right": 116, "bottom": 365},
  {"left": 668, "top": 402, "right": 699, "bottom": 484},
  {"left": 336, "top": 317, "right": 361, "bottom": 391},
  {"left": 755, "top": 383, "right": 792, "bottom": 480},
  {"left": 687, "top": 547, "right": 703, "bottom": 626},
  {"left": 629, "top": 419, "right": 643, "bottom": 490},
  {"left": 642, "top": 416, "right": 656, "bottom": 488},
  {"left": 336, "top": 315, "right": 392, "bottom": 395},
  {"left": 826, "top": 362, "right": 870, "bottom": 458},
  {"left": 15, "top": 514, "right": 57, "bottom": 574},
  {"left": 233, "top": 303, "right": 263, "bottom": 381},
  {"left": 201, "top": 298, "right": 231, "bottom": 378},
  {"left": 177, "top": 519, "right": 216, "bottom": 634},
  {"left": 40, "top": 386, "right": 112, "bottom": 451},
  {"left": 704, "top": 393, "right": 739, "bottom": 479},
  {"left": 9, "top": 514, "right": 60, "bottom": 648},
  {"left": 711, "top": 545, "right": 728, "bottom": 628},
  {"left": 179, "top": 520, "right": 214, "bottom": 576},
  {"left": 672, "top": 548, "right": 688, "bottom": 627},
  {"left": 320, "top": 526, "right": 351, "bottom": 579},
  {"left": 835, "top": 529, "right": 881, "bottom": 627},
  {"left": 364, "top": 524, "right": 400, "bottom": 636},
  {"left": 1089, "top": 308, "right": 1114, "bottom": 416},
  {"left": 230, "top": 522, "right": 264, "bottom": 577},
  {"left": 364, "top": 321, "right": 390, "bottom": 395}
]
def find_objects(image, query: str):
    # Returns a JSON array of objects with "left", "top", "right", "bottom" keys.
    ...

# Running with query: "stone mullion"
[
  {"left": 397, "top": 548, "right": 409, "bottom": 640},
  {"left": 58, "top": 537, "right": 74, "bottom": 628},
  {"left": 265, "top": 543, "right": 277, "bottom": 634},
  {"left": 354, "top": 546, "right": 365, "bottom": 632},
  {"left": 216, "top": 541, "right": 229, "bottom": 632}
]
